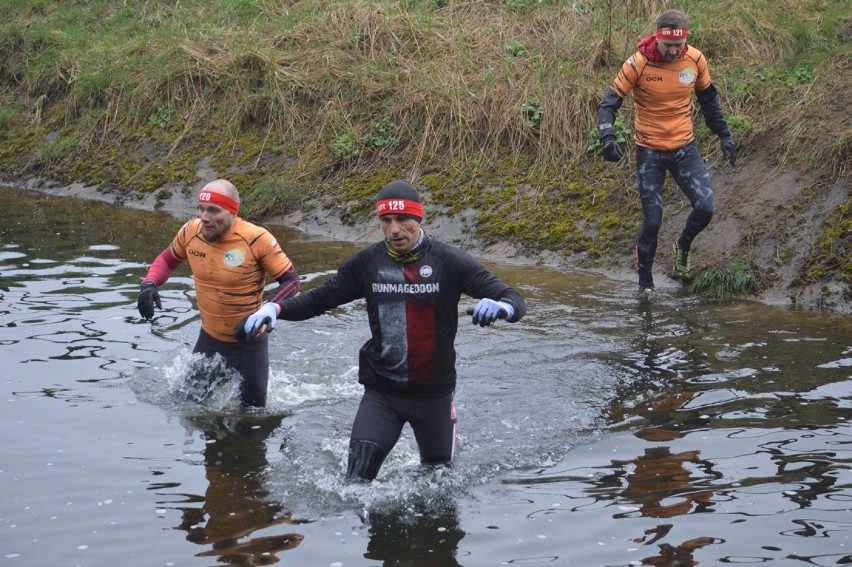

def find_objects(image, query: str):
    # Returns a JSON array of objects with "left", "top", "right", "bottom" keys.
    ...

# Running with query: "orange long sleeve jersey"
[
  {"left": 609, "top": 46, "right": 712, "bottom": 151},
  {"left": 169, "top": 218, "right": 295, "bottom": 342}
]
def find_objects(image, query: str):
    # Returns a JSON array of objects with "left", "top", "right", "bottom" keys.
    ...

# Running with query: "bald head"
[{"left": 201, "top": 179, "right": 240, "bottom": 203}]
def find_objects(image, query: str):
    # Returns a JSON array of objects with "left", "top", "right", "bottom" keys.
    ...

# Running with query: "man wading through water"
[
  {"left": 136, "top": 179, "right": 300, "bottom": 408},
  {"left": 597, "top": 8, "right": 737, "bottom": 293},
  {"left": 241, "top": 180, "right": 527, "bottom": 482}
]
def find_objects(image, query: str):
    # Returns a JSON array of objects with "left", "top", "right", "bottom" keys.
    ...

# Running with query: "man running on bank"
[
  {"left": 240, "top": 180, "right": 526, "bottom": 482},
  {"left": 597, "top": 8, "right": 737, "bottom": 292}
]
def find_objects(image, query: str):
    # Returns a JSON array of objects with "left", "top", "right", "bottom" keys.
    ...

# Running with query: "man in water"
[
  {"left": 597, "top": 8, "right": 737, "bottom": 292},
  {"left": 136, "top": 179, "right": 300, "bottom": 408},
  {"left": 241, "top": 180, "right": 526, "bottom": 481}
]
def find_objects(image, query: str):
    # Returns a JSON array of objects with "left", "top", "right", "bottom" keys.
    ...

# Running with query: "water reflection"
[
  {"left": 365, "top": 497, "right": 466, "bottom": 566},
  {"left": 165, "top": 414, "right": 306, "bottom": 564}
]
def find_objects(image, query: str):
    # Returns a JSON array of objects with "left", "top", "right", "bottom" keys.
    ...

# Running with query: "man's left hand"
[
  {"left": 470, "top": 299, "right": 514, "bottom": 327},
  {"left": 236, "top": 303, "right": 279, "bottom": 341},
  {"left": 720, "top": 136, "right": 737, "bottom": 166}
]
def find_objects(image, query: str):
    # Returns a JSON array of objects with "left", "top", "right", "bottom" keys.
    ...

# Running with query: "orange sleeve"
[
  {"left": 168, "top": 219, "right": 199, "bottom": 261},
  {"left": 694, "top": 52, "right": 711, "bottom": 91},
  {"left": 611, "top": 52, "right": 646, "bottom": 99}
]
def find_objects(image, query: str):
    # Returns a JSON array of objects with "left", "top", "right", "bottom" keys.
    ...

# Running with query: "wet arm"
[
  {"left": 273, "top": 257, "right": 363, "bottom": 321},
  {"left": 267, "top": 265, "right": 301, "bottom": 304},
  {"left": 494, "top": 288, "right": 526, "bottom": 322},
  {"left": 598, "top": 88, "right": 624, "bottom": 139},
  {"left": 463, "top": 258, "right": 527, "bottom": 323},
  {"left": 695, "top": 83, "right": 731, "bottom": 138},
  {"left": 141, "top": 247, "right": 182, "bottom": 286}
]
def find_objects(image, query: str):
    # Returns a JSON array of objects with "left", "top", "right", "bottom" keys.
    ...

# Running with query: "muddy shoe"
[
  {"left": 638, "top": 269, "right": 654, "bottom": 294},
  {"left": 672, "top": 242, "right": 691, "bottom": 278}
]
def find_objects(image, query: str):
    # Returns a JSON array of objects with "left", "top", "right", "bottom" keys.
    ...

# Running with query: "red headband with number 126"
[{"left": 198, "top": 190, "right": 239, "bottom": 215}]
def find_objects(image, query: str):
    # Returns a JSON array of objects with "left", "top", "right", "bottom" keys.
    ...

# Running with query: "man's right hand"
[
  {"left": 137, "top": 282, "right": 162, "bottom": 320},
  {"left": 237, "top": 303, "right": 280, "bottom": 341},
  {"left": 601, "top": 136, "right": 624, "bottom": 162}
]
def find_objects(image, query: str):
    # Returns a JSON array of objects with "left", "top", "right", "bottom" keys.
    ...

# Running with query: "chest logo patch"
[
  {"left": 679, "top": 69, "right": 696, "bottom": 85},
  {"left": 419, "top": 265, "right": 433, "bottom": 278},
  {"left": 224, "top": 248, "right": 246, "bottom": 268}
]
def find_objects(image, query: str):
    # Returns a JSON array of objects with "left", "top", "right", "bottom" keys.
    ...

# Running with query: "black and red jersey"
[{"left": 276, "top": 237, "right": 525, "bottom": 397}]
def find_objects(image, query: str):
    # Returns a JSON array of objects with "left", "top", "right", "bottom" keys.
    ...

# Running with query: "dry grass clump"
[{"left": 1, "top": 0, "right": 849, "bottom": 176}]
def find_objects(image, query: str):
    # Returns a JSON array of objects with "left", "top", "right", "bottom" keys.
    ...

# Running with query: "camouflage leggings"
[{"left": 635, "top": 141, "right": 715, "bottom": 272}]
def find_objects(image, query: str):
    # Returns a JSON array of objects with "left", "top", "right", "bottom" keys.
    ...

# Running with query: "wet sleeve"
[
  {"left": 598, "top": 88, "right": 624, "bottom": 139},
  {"left": 456, "top": 250, "right": 526, "bottom": 323},
  {"left": 141, "top": 247, "right": 183, "bottom": 286},
  {"left": 274, "top": 252, "right": 364, "bottom": 321},
  {"left": 695, "top": 83, "right": 731, "bottom": 138},
  {"left": 267, "top": 265, "right": 301, "bottom": 304}
]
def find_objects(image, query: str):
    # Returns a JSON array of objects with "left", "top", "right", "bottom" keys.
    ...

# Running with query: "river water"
[{"left": 1, "top": 185, "right": 850, "bottom": 567}]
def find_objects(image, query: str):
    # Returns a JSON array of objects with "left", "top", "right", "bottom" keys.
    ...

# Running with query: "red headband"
[
  {"left": 198, "top": 190, "right": 239, "bottom": 215},
  {"left": 376, "top": 198, "right": 424, "bottom": 220},
  {"left": 656, "top": 27, "right": 688, "bottom": 39}
]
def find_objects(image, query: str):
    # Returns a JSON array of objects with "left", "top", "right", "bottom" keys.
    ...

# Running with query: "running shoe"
[{"left": 672, "top": 242, "right": 691, "bottom": 278}]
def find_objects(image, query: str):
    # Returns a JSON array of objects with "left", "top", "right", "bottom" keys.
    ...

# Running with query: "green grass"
[
  {"left": 689, "top": 258, "right": 759, "bottom": 299},
  {"left": 3, "top": 0, "right": 845, "bottom": 170}
]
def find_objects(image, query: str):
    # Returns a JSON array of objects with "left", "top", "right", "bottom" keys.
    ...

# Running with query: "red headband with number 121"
[{"left": 656, "top": 27, "right": 688, "bottom": 39}]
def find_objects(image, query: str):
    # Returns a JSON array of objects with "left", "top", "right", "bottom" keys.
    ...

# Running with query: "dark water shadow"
[
  {"left": 364, "top": 495, "right": 467, "bottom": 567},
  {"left": 161, "top": 413, "right": 309, "bottom": 565}
]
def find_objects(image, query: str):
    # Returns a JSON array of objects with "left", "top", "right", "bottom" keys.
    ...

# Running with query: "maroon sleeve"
[
  {"left": 267, "top": 265, "right": 301, "bottom": 304},
  {"left": 141, "top": 247, "right": 183, "bottom": 286}
]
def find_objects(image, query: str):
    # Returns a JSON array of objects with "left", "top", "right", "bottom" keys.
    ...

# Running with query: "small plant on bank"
[
  {"left": 242, "top": 177, "right": 305, "bottom": 218},
  {"left": 370, "top": 117, "right": 400, "bottom": 150},
  {"left": 508, "top": 41, "right": 527, "bottom": 57},
  {"left": 333, "top": 130, "right": 361, "bottom": 159},
  {"left": 34, "top": 137, "right": 77, "bottom": 168},
  {"left": 148, "top": 107, "right": 170, "bottom": 128},
  {"left": 586, "top": 116, "right": 632, "bottom": 154},
  {"left": 521, "top": 99, "right": 543, "bottom": 128},
  {"left": 689, "top": 257, "right": 758, "bottom": 299}
]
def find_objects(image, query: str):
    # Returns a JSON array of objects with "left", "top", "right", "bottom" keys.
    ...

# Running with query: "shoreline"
[{"left": 3, "top": 175, "right": 843, "bottom": 314}]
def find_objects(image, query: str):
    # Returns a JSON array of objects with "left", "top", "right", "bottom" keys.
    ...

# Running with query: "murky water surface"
[{"left": 1, "top": 186, "right": 850, "bottom": 566}]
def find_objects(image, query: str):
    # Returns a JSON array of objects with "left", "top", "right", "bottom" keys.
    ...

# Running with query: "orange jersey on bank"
[
  {"left": 169, "top": 218, "right": 294, "bottom": 342},
  {"left": 611, "top": 46, "right": 711, "bottom": 151}
]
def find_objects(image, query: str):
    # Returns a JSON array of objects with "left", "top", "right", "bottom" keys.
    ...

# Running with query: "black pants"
[
  {"left": 192, "top": 328, "right": 269, "bottom": 407},
  {"left": 635, "top": 141, "right": 715, "bottom": 275},
  {"left": 348, "top": 388, "right": 457, "bottom": 479}
]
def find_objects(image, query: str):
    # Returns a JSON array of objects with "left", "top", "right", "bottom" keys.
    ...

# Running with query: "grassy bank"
[{"left": 0, "top": 0, "right": 849, "bottom": 292}]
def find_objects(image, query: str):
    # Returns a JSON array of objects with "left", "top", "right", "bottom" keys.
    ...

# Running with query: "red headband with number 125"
[{"left": 376, "top": 199, "right": 424, "bottom": 219}]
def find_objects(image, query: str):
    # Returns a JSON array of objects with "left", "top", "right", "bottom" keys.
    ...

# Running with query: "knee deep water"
[{"left": 1, "top": 185, "right": 851, "bottom": 566}]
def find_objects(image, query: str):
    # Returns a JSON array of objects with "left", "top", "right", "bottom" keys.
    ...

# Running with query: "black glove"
[
  {"left": 137, "top": 282, "right": 161, "bottom": 320},
  {"left": 600, "top": 136, "right": 624, "bottom": 163},
  {"left": 720, "top": 136, "right": 737, "bottom": 166}
]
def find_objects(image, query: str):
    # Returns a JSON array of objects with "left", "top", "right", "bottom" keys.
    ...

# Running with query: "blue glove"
[
  {"left": 237, "top": 303, "right": 279, "bottom": 341},
  {"left": 137, "top": 282, "right": 161, "bottom": 320},
  {"left": 720, "top": 136, "right": 737, "bottom": 166},
  {"left": 470, "top": 298, "right": 514, "bottom": 327}
]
